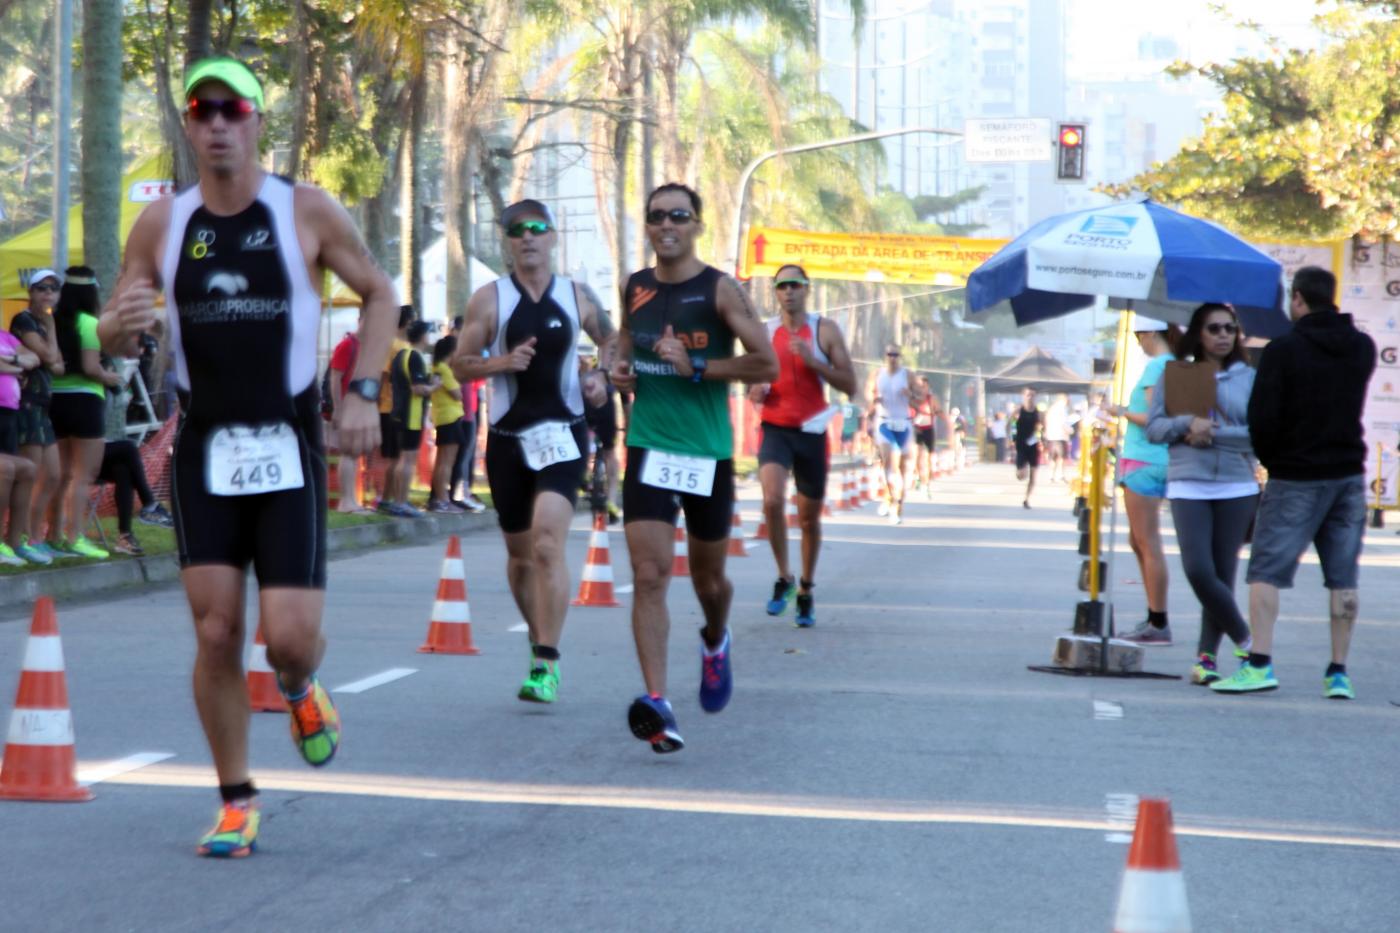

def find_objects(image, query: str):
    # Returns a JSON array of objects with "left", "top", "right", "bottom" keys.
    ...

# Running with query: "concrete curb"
[{"left": 0, "top": 510, "right": 499, "bottom": 615}]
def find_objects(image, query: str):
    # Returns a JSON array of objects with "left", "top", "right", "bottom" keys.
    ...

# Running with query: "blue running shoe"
[
  {"left": 795, "top": 591, "right": 815, "bottom": 628},
  {"left": 699, "top": 628, "right": 733, "bottom": 713},
  {"left": 766, "top": 577, "right": 795, "bottom": 616},
  {"left": 628, "top": 695, "right": 684, "bottom": 753}
]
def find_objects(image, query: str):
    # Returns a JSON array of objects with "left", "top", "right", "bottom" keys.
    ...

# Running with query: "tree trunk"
[
  {"left": 287, "top": 0, "right": 311, "bottom": 179},
  {"left": 184, "top": 0, "right": 213, "bottom": 65},
  {"left": 444, "top": 46, "right": 472, "bottom": 314},
  {"left": 80, "top": 0, "right": 123, "bottom": 297},
  {"left": 612, "top": 117, "right": 630, "bottom": 298},
  {"left": 400, "top": 72, "right": 426, "bottom": 315},
  {"left": 637, "top": 57, "right": 654, "bottom": 270}
]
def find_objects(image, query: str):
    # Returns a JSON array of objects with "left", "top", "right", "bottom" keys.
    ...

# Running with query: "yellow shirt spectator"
[{"left": 431, "top": 361, "right": 464, "bottom": 426}]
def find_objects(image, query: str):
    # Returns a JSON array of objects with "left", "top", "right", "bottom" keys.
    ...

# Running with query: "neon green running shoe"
[
  {"left": 283, "top": 677, "right": 340, "bottom": 766},
  {"left": 1189, "top": 653, "right": 1220, "bottom": 686},
  {"left": 0, "top": 541, "right": 23, "bottom": 567},
  {"left": 518, "top": 661, "right": 559, "bottom": 703},
  {"left": 1324, "top": 671, "right": 1355, "bottom": 700},
  {"left": 196, "top": 798, "right": 260, "bottom": 858},
  {"left": 68, "top": 537, "right": 109, "bottom": 560},
  {"left": 1210, "top": 662, "right": 1279, "bottom": 694}
]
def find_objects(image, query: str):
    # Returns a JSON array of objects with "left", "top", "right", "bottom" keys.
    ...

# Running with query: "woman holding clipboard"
[{"left": 1146, "top": 304, "right": 1258, "bottom": 686}]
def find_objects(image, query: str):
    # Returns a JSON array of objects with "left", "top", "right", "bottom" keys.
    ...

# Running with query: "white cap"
[
  {"left": 27, "top": 268, "right": 60, "bottom": 288},
  {"left": 1131, "top": 315, "right": 1170, "bottom": 332}
]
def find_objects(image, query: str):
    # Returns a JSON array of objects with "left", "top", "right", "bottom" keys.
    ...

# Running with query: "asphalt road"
[{"left": 3, "top": 463, "right": 1400, "bottom": 932}]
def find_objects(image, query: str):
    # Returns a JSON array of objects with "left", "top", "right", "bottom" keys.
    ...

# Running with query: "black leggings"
[
  {"left": 1169, "top": 495, "right": 1259, "bottom": 655},
  {"left": 451, "top": 417, "right": 477, "bottom": 496},
  {"left": 97, "top": 440, "right": 155, "bottom": 533}
]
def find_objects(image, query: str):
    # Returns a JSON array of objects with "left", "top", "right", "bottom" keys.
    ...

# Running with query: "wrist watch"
[
  {"left": 346, "top": 377, "right": 380, "bottom": 402},
  {"left": 689, "top": 356, "right": 707, "bottom": 384}
]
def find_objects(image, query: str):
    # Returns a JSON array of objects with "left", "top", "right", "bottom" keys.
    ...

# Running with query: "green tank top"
[{"left": 623, "top": 265, "right": 735, "bottom": 460}]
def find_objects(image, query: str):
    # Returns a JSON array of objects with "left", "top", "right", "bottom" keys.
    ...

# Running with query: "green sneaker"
[
  {"left": 0, "top": 541, "right": 24, "bottom": 567},
  {"left": 1324, "top": 671, "right": 1355, "bottom": 700},
  {"left": 196, "top": 797, "right": 261, "bottom": 858},
  {"left": 45, "top": 539, "right": 81, "bottom": 559},
  {"left": 518, "top": 661, "right": 559, "bottom": 703},
  {"left": 283, "top": 677, "right": 340, "bottom": 766},
  {"left": 68, "top": 537, "right": 109, "bottom": 560},
  {"left": 1210, "top": 662, "right": 1279, "bottom": 694},
  {"left": 1189, "top": 653, "right": 1220, "bottom": 686}
]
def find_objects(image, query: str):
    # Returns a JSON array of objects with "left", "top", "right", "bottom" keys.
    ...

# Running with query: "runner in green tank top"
[{"left": 609, "top": 183, "right": 777, "bottom": 753}]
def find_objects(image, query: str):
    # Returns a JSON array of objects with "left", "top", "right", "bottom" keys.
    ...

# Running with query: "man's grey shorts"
[{"left": 1246, "top": 475, "right": 1367, "bottom": 590}]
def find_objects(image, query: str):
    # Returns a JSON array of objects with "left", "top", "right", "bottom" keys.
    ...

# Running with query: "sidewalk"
[{"left": 0, "top": 509, "right": 498, "bottom": 617}]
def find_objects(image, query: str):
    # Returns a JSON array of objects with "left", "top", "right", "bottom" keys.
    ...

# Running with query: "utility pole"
[{"left": 52, "top": 0, "right": 74, "bottom": 268}]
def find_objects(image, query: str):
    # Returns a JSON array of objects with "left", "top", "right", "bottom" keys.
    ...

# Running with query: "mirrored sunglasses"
[
  {"left": 186, "top": 98, "right": 258, "bottom": 123},
  {"left": 646, "top": 208, "right": 695, "bottom": 225},
  {"left": 506, "top": 220, "right": 553, "bottom": 238}
]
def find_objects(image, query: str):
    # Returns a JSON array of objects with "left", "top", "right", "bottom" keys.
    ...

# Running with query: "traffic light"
[{"left": 1056, "top": 123, "right": 1086, "bottom": 182}]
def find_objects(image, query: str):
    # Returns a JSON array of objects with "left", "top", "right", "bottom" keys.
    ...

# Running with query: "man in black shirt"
[{"left": 1013, "top": 388, "right": 1042, "bottom": 509}]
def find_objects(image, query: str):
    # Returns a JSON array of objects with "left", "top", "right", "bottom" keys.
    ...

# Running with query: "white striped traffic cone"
[
  {"left": 419, "top": 535, "right": 481, "bottom": 654},
  {"left": 785, "top": 494, "right": 800, "bottom": 529},
  {"left": 573, "top": 513, "right": 622, "bottom": 607},
  {"left": 671, "top": 515, "right": 690, "bottom": 577},
  {"left": 246, "top": 624, "right": 287, "bottom": 712},
  {"left": 0, "top": 597, "right": 92, "bottom": 802},
  {"left": 1113, "top": 798, "right": 1191, "bottom": 932},
  {"left": 727, "top": 500, "right": 749, "bottom": 557}
]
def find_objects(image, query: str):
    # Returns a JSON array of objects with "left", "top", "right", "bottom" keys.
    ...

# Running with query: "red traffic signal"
[{"left": 1056, "top": 123, "right": 1086, "bottom": 181}]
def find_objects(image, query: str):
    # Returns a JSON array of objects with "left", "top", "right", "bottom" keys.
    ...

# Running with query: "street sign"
[
  {"left": 742, "top": 226, "right": 1008, "bottom": 285},
  {"left": 963, "top": 118, "right": 1052, "bottom": 164}
]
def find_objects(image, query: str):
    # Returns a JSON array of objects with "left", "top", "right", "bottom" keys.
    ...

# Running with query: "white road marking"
[
  {"left": 1104, "top": 792, "right": 1139, "bottom": 843},
  {"left": 333, "top": 668, "right": 417, "bottom": 694},
  {"left": 616, "top": 584, "right": 634, "bottom": 594},
  {"left": 508, "top": 623, "right": 528, "bottom": 633},
  {"left": 77, "top": 752, "right": 174, "bottom": 787},
  {"left": 100, "top": 764, "right": 1400, "bottom": 851},
  {"left": 1093, "top": 700, "right": 1124, "bottom": 721}
]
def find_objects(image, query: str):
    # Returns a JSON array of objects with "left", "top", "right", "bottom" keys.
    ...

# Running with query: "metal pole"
[
  {"left": 728, "top": 127, "right": 963, "bottom": 276},
  {"left": 52, "top": 0, "right": 74, "bottom": 268}
]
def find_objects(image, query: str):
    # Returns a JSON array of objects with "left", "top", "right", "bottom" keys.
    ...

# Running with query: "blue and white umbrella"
[{"left": 966, "top": 200, "right": 1290, "bottom": 338}]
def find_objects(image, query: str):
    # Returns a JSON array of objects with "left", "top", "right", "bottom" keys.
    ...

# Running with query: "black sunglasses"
[
  {"left": 646, "top": 208, "right": 696, "bottom": 225},
  {"left": 186, "top": 98, "right": 258, "bottom": 123},
  {"left": 885, "top": 351, "right": 900, "bottom": 357},
  {"left": 775, "top": 281, "right": 806, "bottom": 291},
  {"left": 1204, "top": 322, "right": 1238, "bottom": 336},
  {"left": 506, "top": 220, "right": 552, "bottom": 238},
  {"left": 30, "top": 282, "right": 59, "bottom": 293}
]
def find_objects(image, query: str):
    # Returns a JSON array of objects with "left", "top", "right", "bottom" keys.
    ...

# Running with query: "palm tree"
[{"left": 81, "top": 0, "right": 124, "bottom": 296}]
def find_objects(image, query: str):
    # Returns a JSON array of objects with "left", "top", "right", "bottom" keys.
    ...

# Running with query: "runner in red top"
[{"left": 748, "top": 264, "right": 856, "bottom": 627}]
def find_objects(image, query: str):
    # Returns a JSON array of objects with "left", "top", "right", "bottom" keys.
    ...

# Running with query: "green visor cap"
[
  {"left": 183, "top": 57, "right": 265, "bottom": 111},
  {"left": 775, "top": 276, "right": 809, "bottom": 287}
]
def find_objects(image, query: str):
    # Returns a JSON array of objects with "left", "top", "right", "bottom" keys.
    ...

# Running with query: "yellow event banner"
[{"left": 741, "top": 226, "right": 1009, "bottom": 286}]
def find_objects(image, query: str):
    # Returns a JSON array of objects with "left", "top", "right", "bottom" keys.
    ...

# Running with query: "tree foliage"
[{"left": 1110, "top": 3, "right": 1400, "bottom": 240}]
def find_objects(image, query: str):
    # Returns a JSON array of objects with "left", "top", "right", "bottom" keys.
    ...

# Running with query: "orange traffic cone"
[
  {"left": 0, "top": 597, "right": 92, "bottom": 802},
  {"left": 1113, "top": 798, "right": 1191, "bottom": 932},
  {"left": 671, "top": 516, "right": 690, "bottom": 577},
  {"left": 785, "top": 494, "right": 800, "bottom": 529},
  {"left": 835, "top": 470, "right": 854, "bottom": 511},
  {"left": 727, "top": 501, "right": 749, "bottom": 557},
  {"left": 419, "top": 535, "right": 481, "bottom": 654},
  {"left": 246, "top": 624, "right": 287, "bottom": 713},
  {"left": 855, "top": 466, "right": 870, "bottom": 505},
  {"left": 573, "top": 513, "right": 622, "bottom": 607},
  {"left": 753, "top": 504, "right": 770, "bottom": 541}
]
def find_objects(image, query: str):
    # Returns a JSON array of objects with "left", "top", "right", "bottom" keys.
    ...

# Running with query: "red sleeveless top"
[{"left": 762, "top": 319, "right": 827, "bottom": 428}]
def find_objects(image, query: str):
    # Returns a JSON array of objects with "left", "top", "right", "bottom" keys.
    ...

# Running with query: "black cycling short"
[
  {"left": 172, "top": 407, "right": 328, "bottom": 589},
  {"left": 379, "top": 413, "right": 402, "bottom": 459},
  {"left": 435, "top": 420, "right": 466, "bottom": 447},
  {"left": 486, "top": 420, "right": 589, "bottom": 534},
  {"left": 622, "top": 446, "right": 735, "bottom": 542},
  {"left": 1015, "top": 442, "right": 1040, "bottom": 470},
  {"left": 758, "top": 422, "right": 828, "bottom": 500},
  {"left": 50, "top": 392, "right": 105, "bottom": 440},
  {"left": 16, "top": 402, "right": 55, "bottom": 448},
  {"left": 915, "top": 426, "right": 936, "bottom": 451},
  {"left": 399, "top": 427, "right": 423, "bottom": 452},
  {"left": 0, "top": 407, "right": 19, "bottom": 455},
  {"left": 586, "top": 408, "right": 618, "bottom": 449}
]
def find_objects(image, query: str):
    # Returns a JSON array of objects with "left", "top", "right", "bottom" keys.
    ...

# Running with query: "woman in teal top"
[
  {"left": 48, "top": 267, "right": 123, "bottom": 559},
  {"left": 1108, "top": 317, "right": 1178, "bottom": 646}
]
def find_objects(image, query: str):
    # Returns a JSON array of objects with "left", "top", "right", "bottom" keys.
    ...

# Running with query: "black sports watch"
[
  {"left": 689, "top": 356, "right": 707, "bottom": 383},
  {"left": 346, "top": 377, "right": 380, "bottom": 402}
]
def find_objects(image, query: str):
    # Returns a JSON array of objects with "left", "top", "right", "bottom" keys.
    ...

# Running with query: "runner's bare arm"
[
  {"left": 705, "top": 276, "right": 778, "bottom": 383},
  {"left": 451, "top": 284, "right": 507, "bottom": 381},
  {"left": 98, "top": 199, "right": 169, "bottom": 357},
  {"left": 577, "top": 281, "right": 618, "bottom": 371},
  {"left": 609, "top": 325, "right": 636, "bottom": 392},
  {"left": 808, "top": 319, "right": 858, "bottom": 397},
  {"left": 301, "top": 185, "right": 396, "bottom": 457}
]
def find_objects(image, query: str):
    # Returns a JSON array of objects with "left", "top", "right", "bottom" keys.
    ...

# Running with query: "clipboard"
[{"left": 1162, "top": 361, "right": 1216, "bottom": 418}]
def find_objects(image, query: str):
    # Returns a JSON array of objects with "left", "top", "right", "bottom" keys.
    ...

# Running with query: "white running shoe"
[{"left": 876, "top": 501, "right": 890, "bottom": 517}]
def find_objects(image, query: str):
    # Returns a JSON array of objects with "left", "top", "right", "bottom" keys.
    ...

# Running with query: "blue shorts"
[
  {"left": 1246, "top": 476, "right": 1367, "bottom": 590},
  {"left": 878, "top": 423, "right": 912, "bottom": 450},
  {"left": 1121, "top": 462, "right": 1167, "bottom": 499}
]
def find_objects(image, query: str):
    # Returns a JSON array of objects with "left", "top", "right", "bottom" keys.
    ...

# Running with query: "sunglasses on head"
[
  {"left": 186, "top": 97, "right": 258, "bottom": 123},
  {"left": 885, "top": 351, "right": 900, "bottom": 357},
  {"left": 1204, "top": 322, "right": 1238, "bottom": 336},
  {"left": 645, "top": 208, "right": 695, "bottom": 226},
  {"left": 775, "top": 280, "right": 807, "bottom": 291},
  {"left": 30, "top": 282, "right": 58, "bottom": 293},
  {"left": 506, "top": 220, "right": 552, "bottom": 238}
]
